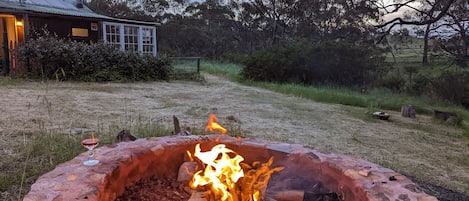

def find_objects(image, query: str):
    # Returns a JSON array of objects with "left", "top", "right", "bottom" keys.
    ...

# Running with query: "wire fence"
[{"left": 168, "top": 57, "right": 202, "bottom": 80}]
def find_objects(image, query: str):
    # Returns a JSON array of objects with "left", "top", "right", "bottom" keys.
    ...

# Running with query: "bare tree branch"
[{"left": 376, "top": 0, "right": 456, "bottom": 34}]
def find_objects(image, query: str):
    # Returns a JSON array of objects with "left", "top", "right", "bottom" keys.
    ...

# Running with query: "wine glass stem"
[{"left": 88, "top": 149, "right": 94, "bottom": 160}]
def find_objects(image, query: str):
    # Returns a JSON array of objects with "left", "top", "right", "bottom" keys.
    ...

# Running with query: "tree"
[
  {"left": 377, "top": 0, "right": 457, "bottom": 32},
  {"left": 239, "top": 0, "right": 380, "bottom": 46},
  {"left": 437, "top": 0, "right": 469, "bottom": 66},
  {"left": 376, "top": 0, "right": 459, "bottom": 65}
]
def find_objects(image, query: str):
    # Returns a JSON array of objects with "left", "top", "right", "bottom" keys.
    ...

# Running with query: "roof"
[
  {"left": 0, "top": 0, "right": 111, "bottom": 19},
  {"left": 0, "top": 0, "right": 159, "bottom": 26}
]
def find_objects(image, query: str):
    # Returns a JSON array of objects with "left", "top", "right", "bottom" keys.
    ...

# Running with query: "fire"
[
  {"left": 190, "top": 143, "right": 283, "bottom": 201},
  {"left": 206, "top": 114, "right": 227, "bottom": 134},
  {"left": 91, "top": 132, "right": 95, "bottom": 143}
]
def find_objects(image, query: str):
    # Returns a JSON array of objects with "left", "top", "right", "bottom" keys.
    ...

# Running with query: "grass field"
[
  {"left": 200, "top": 60, "right": 469, "bottom": 120},
  {"left": 199, "top": 60, "right": 469, "bottom": 196}
]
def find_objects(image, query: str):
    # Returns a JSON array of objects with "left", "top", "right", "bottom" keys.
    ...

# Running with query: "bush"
[
  {"left": 377, "top": 71, "right": 406, "bottom": 93},
  {"left": 241, "top": 41, "right": 384, "bottom": 86},
  {"left": 16, "top": 33, "right": 171, "bottom": 82},
  {"left": 430, "top": 70, "right": 467, "bottom": 105},
  {"left": 408, "top": 73, "right": 431, "bottom": 95}
]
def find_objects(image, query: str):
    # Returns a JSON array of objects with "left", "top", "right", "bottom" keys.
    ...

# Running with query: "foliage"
[
  {"left": 202, "top": 61, "right": 466, "bottom": 117},
  {"left": 86, "top": 0, "right": 381, "bottom": 59},
  {"left": 430, "top": 70, "right": 468, "bottom": 105},
  {"left": 16, "top": 33, "right": 172, "bottom": 82},
  {"left": 241, "top": 41, "right": 385, "bottom": 86},
  {"left": 376, "top": 70, "right": 406, "bottom": 93},
  {"left": 200, "top": 61, "right": 242, "bottom": 81},
  {"left": 1, "top": 119, "right": 173, "bottom": 200}
]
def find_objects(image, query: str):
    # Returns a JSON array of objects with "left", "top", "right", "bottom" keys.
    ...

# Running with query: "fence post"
[
  {"left": 3, "top": 35, "right": 10, "bottom": 75},
  {"left": 197, "top": 57, "right": 200, "bottom": 73}
]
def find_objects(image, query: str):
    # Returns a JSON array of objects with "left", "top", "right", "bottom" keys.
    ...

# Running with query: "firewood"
[
  {"left": 270, "top": 190, "right": 304, "bottom": 201},
  {"left": 173, "top": 115, "right": 181, "bottom": 135},
  {"left": 188, "top": 191, "right": 207, "bottom": 201},
  {"left": 173, "top": 115, "right": 191, "bottom": 135},
  {"left": 177, "top": 161, "right": 199, "bottom": 182},
  {"left": 268, "top": 190, "right": 341, "bottom": 201}
]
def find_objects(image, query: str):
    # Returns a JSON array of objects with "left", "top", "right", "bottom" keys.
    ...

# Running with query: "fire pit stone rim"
[{"left": 23, "top": 135, "right": 438, "bottom": 201}]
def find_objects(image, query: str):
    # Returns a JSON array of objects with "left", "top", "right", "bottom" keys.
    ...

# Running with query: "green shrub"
[
  {"left": 241, "top": 45, "right": 302, "bottom": 83},
  {"left": 16, "top": 33, "right": 171, "bottom": 82},
  {"left": 377, "top": 71, "right": 406, "bottom": 93},
  {"left": 241, "top": 41, "right": 384, "bottom": 86},
  {"left": 429, "top": 70, "right": 467, "bottom": 105},
  {"left": 407, "top": 73, "right": 431, "bottom": 95}
]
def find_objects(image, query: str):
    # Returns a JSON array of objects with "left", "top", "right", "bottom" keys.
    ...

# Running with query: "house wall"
[
  {"left": 0, "top": 15, "right": 17, "bottom": 74},
  {"left": 28, "top": 16, "right": 100, "bottom": 42}
]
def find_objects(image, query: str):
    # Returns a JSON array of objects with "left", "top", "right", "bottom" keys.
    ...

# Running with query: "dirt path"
[{"left": 1, "top": 74, "right": 468, "bottom": 196}]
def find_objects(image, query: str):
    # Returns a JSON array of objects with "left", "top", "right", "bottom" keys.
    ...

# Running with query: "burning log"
[
  {"left": 177, "top": 161, "right": 200, "bottom": 182},
  {"left": 188, "top": 191, "right": 208, "bottom": 201}
]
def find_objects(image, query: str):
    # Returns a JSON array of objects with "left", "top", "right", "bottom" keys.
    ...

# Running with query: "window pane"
[
  {"left": 123, "top": 25, "right": 138, "bottom": 53},
  {"left": 142, "top": 27, "right": 154, "bottom": 55},
  {"left": 105, "top": 24, "right": 120, "bottom": 49}
]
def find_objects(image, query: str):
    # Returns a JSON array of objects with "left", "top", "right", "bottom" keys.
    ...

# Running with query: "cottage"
[{"left": 0, "top": 0, "right": 159, "bottom": 74}]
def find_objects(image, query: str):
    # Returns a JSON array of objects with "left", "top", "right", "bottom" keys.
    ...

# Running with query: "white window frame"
[{"left": 102, "top": 22, "right": 157, "bottom": 56}]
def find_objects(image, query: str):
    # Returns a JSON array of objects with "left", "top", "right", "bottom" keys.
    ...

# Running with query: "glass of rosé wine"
[{"left": 81, "top": 132, "right": 100, "bottom": 166}]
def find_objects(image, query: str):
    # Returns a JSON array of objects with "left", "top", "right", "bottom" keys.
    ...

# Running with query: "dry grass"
[{"left": 0, "top": 74, "right": 468, "bottom": 200}]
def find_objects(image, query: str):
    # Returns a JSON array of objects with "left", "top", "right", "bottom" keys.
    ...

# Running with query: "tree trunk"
[{"left": 422, "top": 24, "right": 431, "bottom": 65}]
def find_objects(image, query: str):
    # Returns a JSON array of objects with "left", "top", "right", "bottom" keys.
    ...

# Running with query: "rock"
[
  {"left": 116, "top": 129, "right": 137, "bottom": 143},
  {"left": 358, "top": 167, "right": 372, "bottom": 177}
]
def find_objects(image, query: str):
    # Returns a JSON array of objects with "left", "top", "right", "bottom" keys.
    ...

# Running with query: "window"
[
  {"left": 142, "top": 27, "right": 155, "bottom": 55},
  {"left": 71, "top": 28, "right": 89, "bottom": 37},
  {"left": 104, "top": 23, "right": 121, "bottom": 49},
  {"left": 102, "top": 22, "right": 157, "bottom": 56},
  {"left": 124, "top": 26, "right": 138, "bottom": 53}
]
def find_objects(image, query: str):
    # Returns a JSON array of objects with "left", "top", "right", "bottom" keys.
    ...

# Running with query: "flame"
[
  {"left": 190, "top": 143, "right": 284, "bottom": 201},
  {"left": 253, "top": 191, "right": 259, "bottom": 201},
  {"left": 186, "top": 150, "right": 194, "bottom": 162},
  {"left": 91, "top": 132, "right": 95, "bottom": 143},
  {"left": 190, "top": 144, "right": 244, "bottom": 201},
  {"left": 206, "top": 114, "right": 227, "bottom": 134}
]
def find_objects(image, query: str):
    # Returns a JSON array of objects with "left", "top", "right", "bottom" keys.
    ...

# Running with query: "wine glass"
[{"left": 81, "top": 132, "right": 100, "bottom": 166}]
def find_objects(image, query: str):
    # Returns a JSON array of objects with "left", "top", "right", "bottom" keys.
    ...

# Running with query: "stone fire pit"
[{"left": 24, "top": 135, "right": 437, "bottom": 201}]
